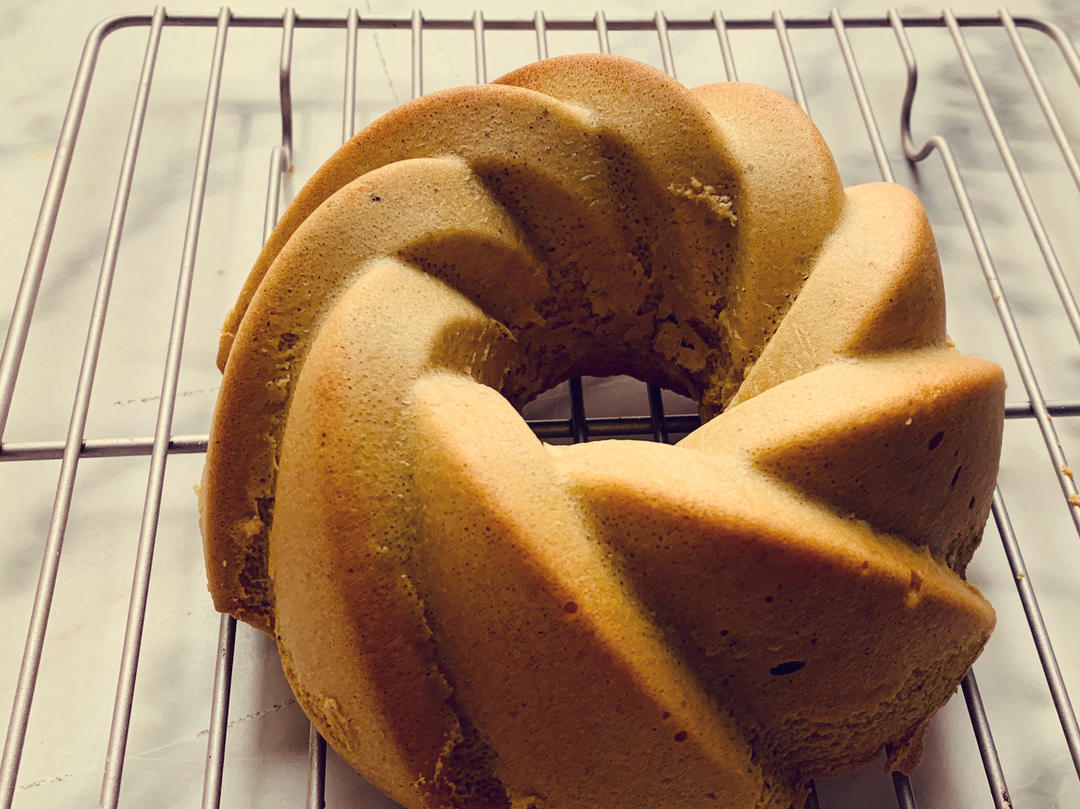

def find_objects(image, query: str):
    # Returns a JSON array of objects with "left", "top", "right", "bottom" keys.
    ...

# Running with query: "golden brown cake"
[{"left": 200, "top": 54, "right": 1004, "bottom": 809}]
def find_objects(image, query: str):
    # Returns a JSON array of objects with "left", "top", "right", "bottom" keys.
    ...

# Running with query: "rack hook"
[
  {"left": 279, "top": 7, "right": 296, "bottom": 170},
  {"left": 889, "top": 7, "right": 935, "bottom": 163}
]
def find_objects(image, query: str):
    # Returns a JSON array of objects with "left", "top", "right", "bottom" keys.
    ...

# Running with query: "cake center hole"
[{"left": 520, "top": 375, "right": 699, "bottom": 445}]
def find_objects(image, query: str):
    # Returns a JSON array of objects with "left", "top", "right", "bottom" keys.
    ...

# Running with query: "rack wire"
[{"left": 1, "top": 6, "right": 1079, "bottom": 809}]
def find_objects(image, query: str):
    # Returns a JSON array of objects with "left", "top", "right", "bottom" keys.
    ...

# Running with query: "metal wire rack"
[{"left": 2, "top": 6, "right": 1080, "bottom": 809}]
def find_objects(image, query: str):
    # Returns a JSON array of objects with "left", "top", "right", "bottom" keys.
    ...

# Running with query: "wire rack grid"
[{"left": 1, "top": 6, "right": 1080, "bottom": 809}]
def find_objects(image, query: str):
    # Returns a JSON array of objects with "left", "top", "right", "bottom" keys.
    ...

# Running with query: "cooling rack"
[{"left": 2, "top": 6, "right": 1080, "bottom": 809}]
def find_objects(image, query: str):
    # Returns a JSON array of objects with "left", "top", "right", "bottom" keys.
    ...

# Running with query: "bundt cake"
[{"left": 200, "top": 54, "right": 1004, "bottom": 809}]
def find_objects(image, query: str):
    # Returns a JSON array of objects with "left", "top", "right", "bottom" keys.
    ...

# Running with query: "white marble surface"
[{"left": 2, "top": 1, "right": 1080, "bottom": 808}]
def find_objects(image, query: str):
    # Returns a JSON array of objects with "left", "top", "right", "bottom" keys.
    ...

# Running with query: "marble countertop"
[{"left": 2, "top": 1, "right": 1080, "bottom": 808}]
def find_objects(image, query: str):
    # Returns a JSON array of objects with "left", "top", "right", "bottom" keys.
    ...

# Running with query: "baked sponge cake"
[{"left": 200, "top": 54, "right": 1004, "bottom": 809}]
